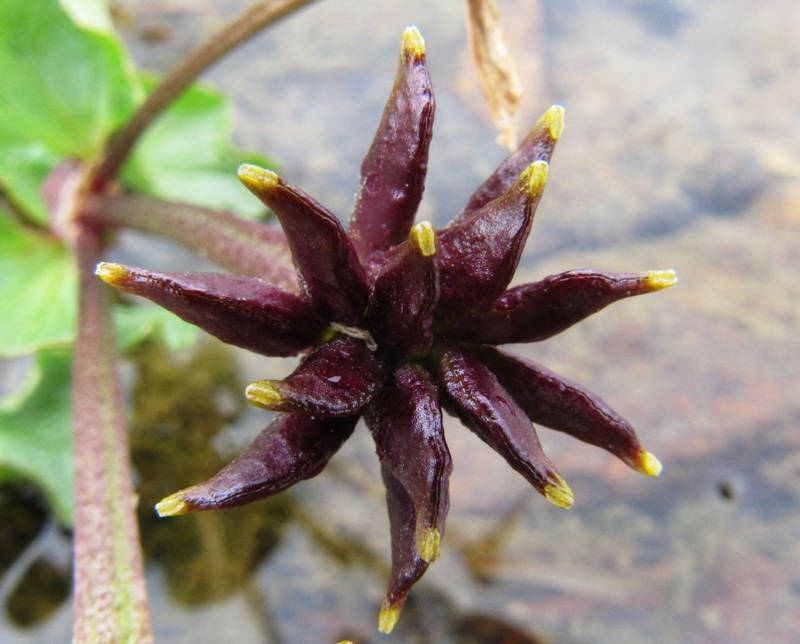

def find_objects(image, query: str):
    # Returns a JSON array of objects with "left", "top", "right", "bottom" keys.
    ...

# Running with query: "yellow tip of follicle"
[
  {"left": 409, "top": 221, "right": 436, "bottom": 257},
  {"left": 521, "top": 160, "right": 548, "bottom": 199},
  {"left": 378, "top": 604, "right": 401, "bottom": 634},
  {"left": 544, "top": 476, "right": 574, "bottom": 509},
  {"left": 644, "top": 270, "right": 678, "bottom": 291},
  {"left": 237, "top": 163, "right": 278, "bottom": 191},
  {"left": 417, "top": 527, "right": 441, "bottom": 563},
  {"left": 94, "top": 262, "right": 128, "bottom": 284},
  {"left": 245, "top": 380, "right": 283, "bottom": 410},
  {"left": 540, "top": 105, "right": 565, "bottom": 140},
  {"left": 637, "top": 451, "right": 663, "bottom": 477},
  {"left": 155, "top": 494, "right": 190, "bottom": 517},
  {"left": 401, "top": 26, "right": 425, "bottom": 58}
]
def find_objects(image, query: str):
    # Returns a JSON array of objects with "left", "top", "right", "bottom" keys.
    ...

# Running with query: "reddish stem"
[
  {"left": 82, "top": 194, "right": 299, "bottom": 291},
  {"left": 71, "top": 224, "right": 153, "bottom": 642},
  {"left": 88, "top": 0, "right": 319, "bottom": 192}
]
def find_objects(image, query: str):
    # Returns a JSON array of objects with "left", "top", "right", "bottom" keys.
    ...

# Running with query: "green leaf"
[
  {"left": 0, "top": 0, "right": 139, "bottom": 155},
  {"left": 121, "top": 78, "right": 273, "bottom": 218},
  {"left": 0, "top": 212, "right": 78, "bottom": 357},
  {"left": 0, "top": 350, "right": 74, "bottom": 524},
  {"left": 0, "top": 211, "right": 200, "bottom": 357},
  {"left": 0, "top": 0, "right": 141, "bottom": 221}
]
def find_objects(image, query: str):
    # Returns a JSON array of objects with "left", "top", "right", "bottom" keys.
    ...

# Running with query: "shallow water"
[{"left": 2, "top": 0, "right": 799, "bottom": 641}]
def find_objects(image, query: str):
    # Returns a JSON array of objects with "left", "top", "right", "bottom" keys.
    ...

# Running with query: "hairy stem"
[
  {"left": 89, "top": 0, "right": 320, "bottom": 191},
  {"left": 72, "top": 224, "right": 153, "bottom": 642},
  {"left": 83, "top": 194, "right": 298, "bottom": 291}
]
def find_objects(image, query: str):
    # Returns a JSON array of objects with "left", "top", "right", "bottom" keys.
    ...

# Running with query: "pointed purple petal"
[
  {"left": 365, "top": 363, "right": 451, "bottom": 564},
  {"left": 246, "top": 336, "right": 385, "bottom": 417},
  {"left": 95, "top": 263, "right": 325, "bottom": 356},
  {"left": 458, "top": 269, "right": 679, "bottom": 344},
  {"left": 155, "top": 413, "right": 357, "bottom": 514},
  {"left": 368, "top": 221, "right": 440, "bottom": 356},
  {"left": 437, "top": 160, "right": 548, "bottom": 325},
  {"left": 458, "top": 105, "right": 563, "bottom": 220},
  {"left": 434, "top": 344, "right": 573, "bottom": 508},
  {"left": 238, "top": 165, "right": 368, "bottom": 325},
  {"left": 348, "top": 27, "right": 435, "bottom": 262},
  {"left": 475, "top": 347, "right": 661, "bottom": 475},
  {"left": 377, "top": 464, "right": 430, "bottom": 634}
]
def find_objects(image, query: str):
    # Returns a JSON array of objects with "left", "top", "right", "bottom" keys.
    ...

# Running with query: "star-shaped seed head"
[{"left": 97, "top": 26, "right": 675, "bottom": 633}]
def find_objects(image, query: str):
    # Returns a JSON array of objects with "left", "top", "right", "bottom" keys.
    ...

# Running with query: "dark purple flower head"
[{"left": 97, "top": 27, "right": 674, "bottom": 633}]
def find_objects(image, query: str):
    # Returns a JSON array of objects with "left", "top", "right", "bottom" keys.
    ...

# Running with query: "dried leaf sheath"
[{"left": 463, "top": 0, "right": 523, "bottom": 150}]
